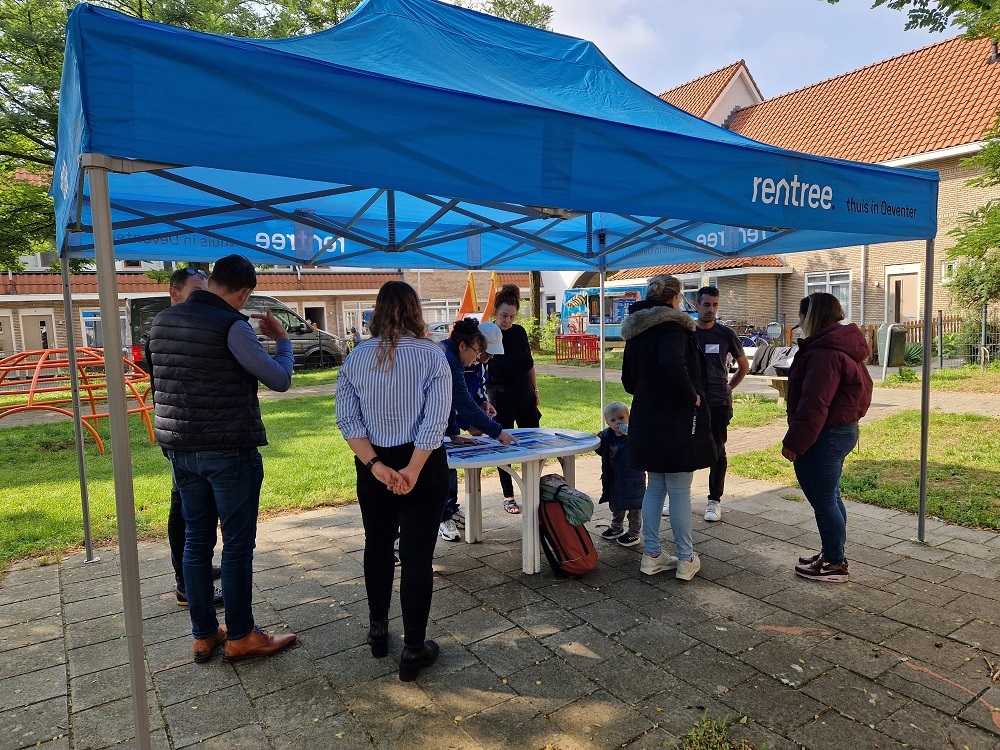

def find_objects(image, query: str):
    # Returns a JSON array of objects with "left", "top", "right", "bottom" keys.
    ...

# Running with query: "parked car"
[
  {"left": 126, "top": 294, "right": 345, "bottom": 371},
  {"left": 428, "top": 321, "right": 454, "bottom": 343}
]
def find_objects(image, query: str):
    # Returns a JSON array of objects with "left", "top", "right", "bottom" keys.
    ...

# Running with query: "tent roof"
[{"left": 54, "top": 0, "right": 938, "bottom": 271}]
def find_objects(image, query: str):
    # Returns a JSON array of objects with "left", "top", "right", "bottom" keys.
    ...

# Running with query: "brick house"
[
  {"left": 617, "top": 36, "right": 1000, "bottom": 328},
  {"left": 0, "top": 267, "right": 527, "bottom": 357}
]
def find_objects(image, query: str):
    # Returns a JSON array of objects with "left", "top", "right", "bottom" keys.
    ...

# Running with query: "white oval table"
[{"left": 445, "top": 427, "right": 600, "bottom": 574}]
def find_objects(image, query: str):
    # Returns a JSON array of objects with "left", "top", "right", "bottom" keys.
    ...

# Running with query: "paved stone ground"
[
  {"left": 3, "top": 458, "right": 1000, "bottom": 750},
  {"left": 3, "top": 365, "right": 1000, "bottom": 749}
]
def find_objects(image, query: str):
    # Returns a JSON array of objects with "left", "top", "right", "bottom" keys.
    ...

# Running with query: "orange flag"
[
  {"left": 480, "top": 271, "right": 500, "bottom": 322},
  {"left": 454, "top": 271, "right": 479, "bottom": 322}
]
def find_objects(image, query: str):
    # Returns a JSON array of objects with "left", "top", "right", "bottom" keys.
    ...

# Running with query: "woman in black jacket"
[
  {"left": 622, "top": 274, "right": 716, "bottom": 581},
  {"left": 486, "top": 283, "right": 539, "bottom": 514}
]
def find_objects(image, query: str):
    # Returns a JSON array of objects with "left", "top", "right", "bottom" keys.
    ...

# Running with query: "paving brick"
[
  {"left": 877, "top": 661, "right": 978, "bottom": 714},
  {"left": 506, "top": 599, "right": 584, "bottom": 639},
  {"left": 718, "top": 674, "right": 826, "bottom": 733},
  {"left": 71, "top": 690, "right": 163, "bottom": 749},
  {"left": 589, "top": 653, "right": 679, "bottom": 704},
  {"left": 949, "top": 620, "right": 1000, "bottom": 656},
  {"left": 572, "top": 599, "right": 644, "bottom": 635},
  {"left": 549, "top": 689, "right": 658, "bottom": 749},
  {"left": 475, "top": 580, "right": 543, "bottom": 614},
  {"left": 956, "top": 686, "right": 1000, "bottom": 739},
  {"left": 0, "top": 638, "right": 65, "bottom": 681},
  {"left": 663, "top": 643, "right": 757, "bottom": 696},
  {"left": 800, "top": 666, "right": 909, "bottom": 725},
  {"left": 882, "top": 598, "right": 972, "bottom": 635},
  {"left": 681, "top": 616, "right": 772, "bottom": 655},
  {"left": 335, "top": 671, "right": 429, "bottom": 731},
  {"left": 469, "top": 627, "right": 554, "bottom": 677},
  {"left": 506, "top": 657, "right": 598, "bottom": 714},
  {"left": 788, "top": 710, "right": 900, "bottom": 750},
  {"left": 738, "top": 636, "right": 832, "bottom": 687},
  {"left": 545, "top": 624, "right": 628, "bottom": 671},
  {"left": 811, "top": 634, "right": 901, "bottom": 679},
  {"left": 877, "top": 700, "right": 1000, "bottom": 750},
  {"left": 269, "top": 709, "right": 372, "bottom": 750},
  {"left": 615, "top": 621, "right": 699, "bottom": 666},
  {"left": 817, "top": 605, "right": 908, "bottom": 642},
  {"left": 438, "top": 605, "right": 515, "bottom": 645}
]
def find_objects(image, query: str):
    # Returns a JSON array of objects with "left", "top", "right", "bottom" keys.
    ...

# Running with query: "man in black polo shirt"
[{"left": 693, "top": 287, "right": 749, "bottom": 522}]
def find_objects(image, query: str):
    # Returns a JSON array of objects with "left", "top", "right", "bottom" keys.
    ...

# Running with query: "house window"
[
  {"left": 81, "top": 309, "right": 128, "bottom": 349},
  {"left": 682, "top": 277, "right": 718, "bottom": 307},
  {"left": 805, "top": 271, "right": 851, "bottom": 321},
  {"left": 941, "top": 261, "right": 957, "bottom": 283}
]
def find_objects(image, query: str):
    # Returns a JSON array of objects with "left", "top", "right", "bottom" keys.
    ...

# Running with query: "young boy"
[{"left": 595, "top": 402, "right": 645, "bottom": 547}]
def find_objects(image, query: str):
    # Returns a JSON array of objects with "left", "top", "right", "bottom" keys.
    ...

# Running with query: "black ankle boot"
[
  {"left": 367, "top": 619, "right": 389, "bottom": 658},
  {"left": 399, "top": 640, "right": 439, "bottom": 682}
]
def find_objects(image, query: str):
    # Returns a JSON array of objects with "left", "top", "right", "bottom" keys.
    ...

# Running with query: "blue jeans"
[
  {"left": 641, "top": 472, "right": 694, "bottom": 560},
  {"left": 168, "top": 448, "right": 264, "bottom": 641},
  {"left": 793, "top": 423, "right": 859, "bottom": 565}
]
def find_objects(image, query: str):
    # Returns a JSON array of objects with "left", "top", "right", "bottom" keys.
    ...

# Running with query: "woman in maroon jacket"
[{"left": 782, "top": 293, "right": 873, "bottom": 584}]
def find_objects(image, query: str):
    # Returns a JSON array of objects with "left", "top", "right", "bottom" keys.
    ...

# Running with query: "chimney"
[{"left": 992, "top": 40, "right": 999, "bottom": 63}]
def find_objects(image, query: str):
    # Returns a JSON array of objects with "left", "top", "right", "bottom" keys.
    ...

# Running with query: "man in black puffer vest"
[{"left": 149, "top": 254, "right": 297, "bottom": 664}]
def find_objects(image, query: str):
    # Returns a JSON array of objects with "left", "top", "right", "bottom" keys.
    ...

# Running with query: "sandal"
[{"left": 503, "top": 497, "right": 521, "bottom": 515}]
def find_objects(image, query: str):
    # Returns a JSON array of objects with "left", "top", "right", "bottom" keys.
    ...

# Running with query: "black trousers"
[
  {"left": 357, "top": 444, "right": 448, "bottom": 646},
  {"left": 167, "top": 485, "right": 185, "bottom": 589},
  {"left": 487, "top": 384, "right": 540, "bottom": 498},
  {"left": 708, "top": 405, "right": 733, "bottom": 502}
]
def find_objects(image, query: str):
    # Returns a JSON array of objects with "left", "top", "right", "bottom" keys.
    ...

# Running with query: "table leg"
[
  {"left": 557, "top": 454, "right": 576, "bottom": 487},
  {"left": 521, "top": 459, "right": 542, "bottom": 575},
  {"left": 464, "top": 468, "right": 482, "bottom": 543}
]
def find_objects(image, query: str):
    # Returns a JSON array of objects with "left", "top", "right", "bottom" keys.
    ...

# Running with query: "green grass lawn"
[
  {"left": 729, "top": 410, "right": 1000, "bottom": 529},
  {"left": 0, "top": 374, "right": 784, "bottom": 570},
  {"left": 879, "top": 363, "right": 1000, "bottom": 393}
]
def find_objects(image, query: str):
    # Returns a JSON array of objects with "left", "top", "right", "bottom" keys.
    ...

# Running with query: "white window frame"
[
  {"left": 805, "top": 270, "right": 852, "bottom": 322},
  {"left": 80, "top": 308, "right": 128, "bottom": 349},
  {"left": 941, "top": 260, "right": 957, "bottom": 284}
]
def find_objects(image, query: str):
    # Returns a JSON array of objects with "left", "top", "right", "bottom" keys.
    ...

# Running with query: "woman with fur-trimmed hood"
[{"left": 621, "top": 274, "right": 716, "bottom": 582}]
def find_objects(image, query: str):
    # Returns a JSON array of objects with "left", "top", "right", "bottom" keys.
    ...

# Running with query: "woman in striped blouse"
[{"left": 335, "top": 281, "right": 452, "bottom": 682}]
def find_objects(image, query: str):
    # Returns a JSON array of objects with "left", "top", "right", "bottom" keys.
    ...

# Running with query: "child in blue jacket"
[{"left": 596, "top": 401, "right": 645, "bottom": 547}]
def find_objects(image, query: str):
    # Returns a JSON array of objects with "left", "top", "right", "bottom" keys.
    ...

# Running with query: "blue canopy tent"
[{"left": 53, "top": 0, "right": 939, "bottom": 745}]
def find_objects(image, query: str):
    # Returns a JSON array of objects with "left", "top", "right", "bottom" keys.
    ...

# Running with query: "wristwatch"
[{"left": 365, "top": 456, "right": 382, "bottom": 472}]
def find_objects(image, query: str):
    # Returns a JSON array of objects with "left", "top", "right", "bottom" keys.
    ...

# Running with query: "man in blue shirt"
[{"left": 149, "top": 255, "right": 297, "bottom": 664}]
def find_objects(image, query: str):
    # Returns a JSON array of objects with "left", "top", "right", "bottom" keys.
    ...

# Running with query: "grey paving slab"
[{"left": 5, "top": 393, "right": 1000, "bottom": 749}]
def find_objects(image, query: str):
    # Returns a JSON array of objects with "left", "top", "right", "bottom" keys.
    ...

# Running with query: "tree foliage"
[
  {"left": 0, "top": 0, "right": 554, "bottom": 271},
  {"left": 824, "top": 0, "right": 997, "bottom": 37},
  {"left": 456, "top": 0, "right": 552, "bottom": 30},
  {"left": 948, "top": 117, "right": 1000, "bottom": 307}
]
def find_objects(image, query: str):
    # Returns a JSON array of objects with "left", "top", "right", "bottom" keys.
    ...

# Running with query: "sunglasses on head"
[{"left": 184, "top": 268, "right": 207, "bottom": 278}]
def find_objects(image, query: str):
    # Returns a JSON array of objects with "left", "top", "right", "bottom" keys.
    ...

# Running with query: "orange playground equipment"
[{"left": 0, "top": 348, "right": 154, "bottom": 453}]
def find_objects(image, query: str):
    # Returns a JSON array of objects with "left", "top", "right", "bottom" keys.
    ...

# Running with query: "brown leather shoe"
[
  {"left": 192, "top": 626, "right": 227, "bottom": 664},
  {"left": 223, "top": 626, "right": 297, "bottom": 662}
]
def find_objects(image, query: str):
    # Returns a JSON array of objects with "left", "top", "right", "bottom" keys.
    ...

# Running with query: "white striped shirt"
[{"left": 335, "top": 336, "right": 452, "bottom": 450}]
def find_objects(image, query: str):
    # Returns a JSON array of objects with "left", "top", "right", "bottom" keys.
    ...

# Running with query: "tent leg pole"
[
  {"left": 89, "top": 163, "right": 153, "bottom": 750},
  {"left": 917, "top": 239, "right": 934, "bottom": 543},
  {"left": 599, "top": 268, "right": 606, "bottom": 417},
  {"left": 60, "top": 257, "right": 99, "bottom": 564}
]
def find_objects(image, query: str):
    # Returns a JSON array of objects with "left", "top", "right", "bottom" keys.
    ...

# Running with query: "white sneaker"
[
  {"left": 640, "top": 553, "right": 679, "bottom": 576},
  {"left": 704, "top": 501, "right": 721, "bottom": 522},
  {"left": 676, "top": 553, "right": 701, "bottom": 581},
  {"left": 661, "top": 503, "right": 670, "bottom": 517},
  {"left": 438, "top": 519, "right": 460, "bottom": 542}
]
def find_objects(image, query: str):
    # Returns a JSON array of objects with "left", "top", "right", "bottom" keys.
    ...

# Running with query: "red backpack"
[{"left": 538, "top": 475, "right": 597, "bottom": 578}]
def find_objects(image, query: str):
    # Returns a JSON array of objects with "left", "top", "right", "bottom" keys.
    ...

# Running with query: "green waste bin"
[{"left": 877, "top": 322, "right": 907, "bottom": 367}]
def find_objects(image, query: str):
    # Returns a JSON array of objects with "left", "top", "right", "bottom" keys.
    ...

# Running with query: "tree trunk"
[{"left": 529, "top": 271, "right": 542, "bottom": 351}]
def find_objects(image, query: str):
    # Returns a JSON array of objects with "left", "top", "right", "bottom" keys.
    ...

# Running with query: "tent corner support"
[{"left": 87, "top": 160, "right": 154, "bottom": 750}]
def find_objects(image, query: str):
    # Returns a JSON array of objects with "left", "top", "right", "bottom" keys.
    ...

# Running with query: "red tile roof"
[
  {"left": 3, "top": 271, "right": 528, "bottom": 297},
  {"left": 3, "top": 271, "right": 403, "bottom": 296},
  {"left": 727, "top": 36, "right": 1000, "bottom": 162},
  {"left": 659, "top": 61, "right": 750, "bottom": 118},
  {"left": 607, "top": 256, "right": 784, "bottom": 281}
]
